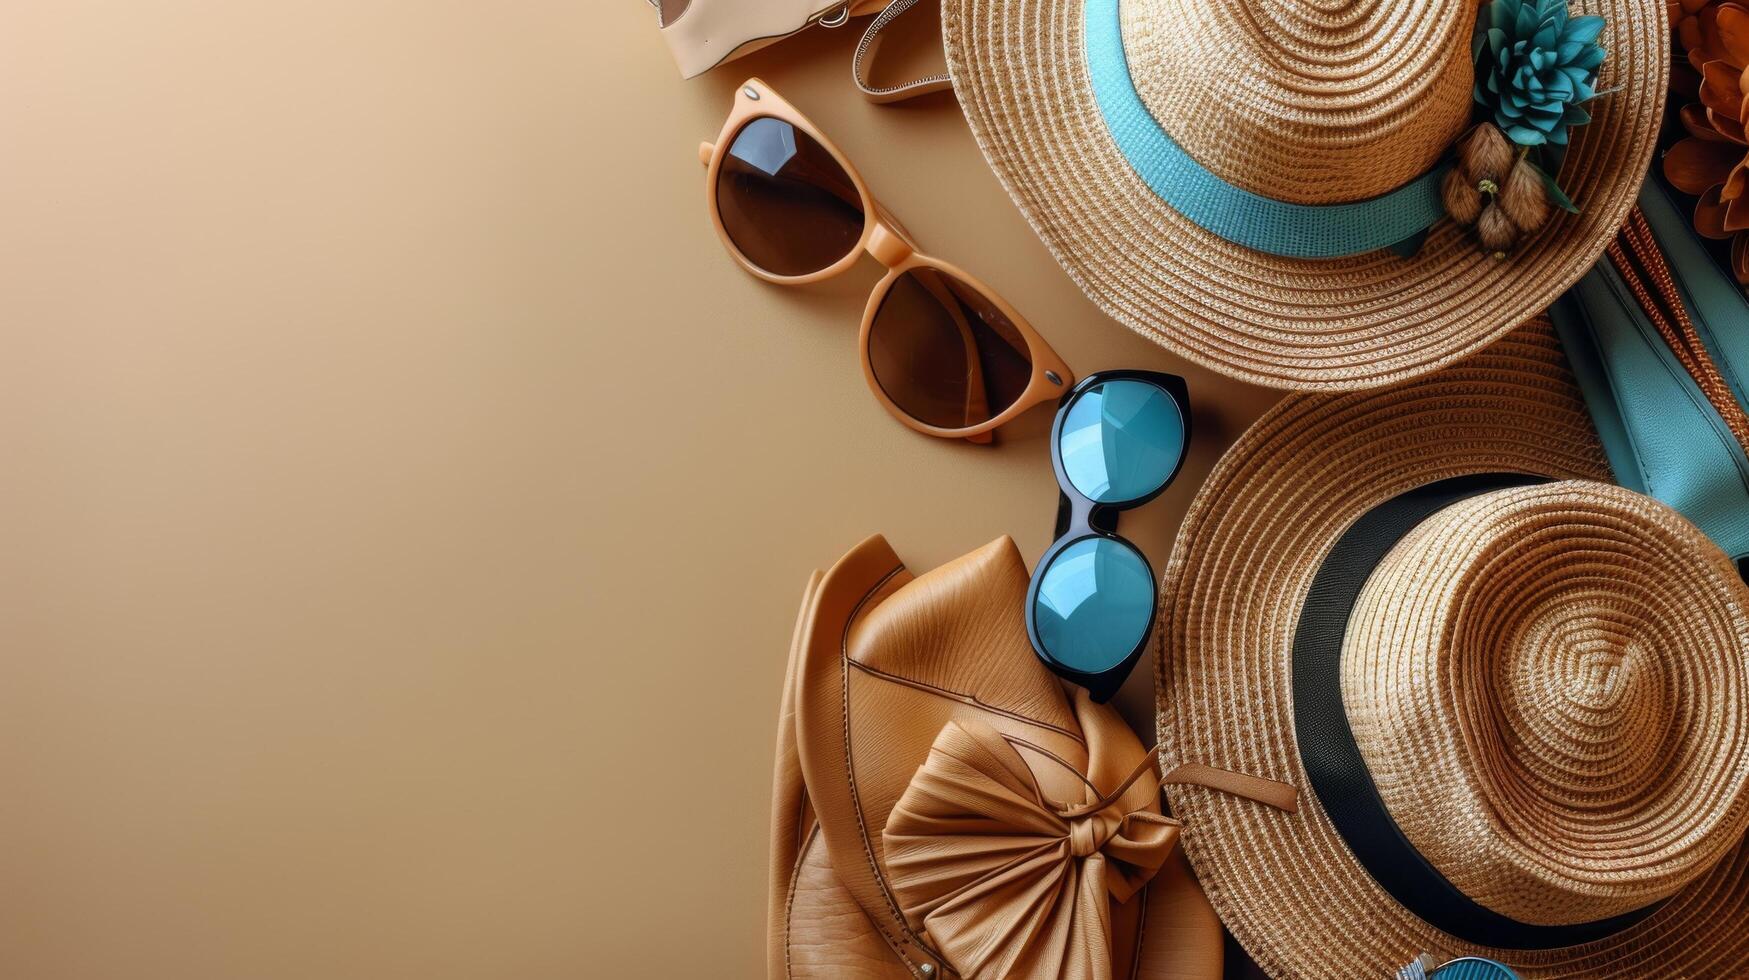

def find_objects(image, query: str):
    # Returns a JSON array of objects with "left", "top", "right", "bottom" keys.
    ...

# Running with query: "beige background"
[{"left": 0, "top": 3, "right": 1279, "bottom": 977}]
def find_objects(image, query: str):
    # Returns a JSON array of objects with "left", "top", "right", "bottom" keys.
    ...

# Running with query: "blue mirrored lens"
[
  {"left": 1031, "top": 537, "right": 1153, "bottom": 673},
  {"left": 717, "top": 117, "right": 863, "bottom": 277},
  {"left": 1428, "top": 959, "right": 1518, "bottom": 980},
  {"left": 1058, "top": 379, "right": 1185, "bottom": 503}
]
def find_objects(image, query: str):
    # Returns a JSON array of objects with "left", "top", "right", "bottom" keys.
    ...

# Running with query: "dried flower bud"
[
  {"left": 1476, "top": 204, "right": 1518, "bottom": 254},
  {"left": 1458, "top": 123, "right": 1515, "bottom": 184},
  {"left": 1442, "top": 165, "right": 1484, "bottom": 225},
  {"left": 1498, "top": 159, "right": 1552, "bottom": 235}
]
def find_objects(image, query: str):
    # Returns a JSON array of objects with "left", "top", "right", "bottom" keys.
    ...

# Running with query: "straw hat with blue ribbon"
[
  {"left": 1153, "top": 319, "right": 1749, "bottom": 977},
  {"left": 941, "top": 0, "right": 1666, "bottom": 389}
]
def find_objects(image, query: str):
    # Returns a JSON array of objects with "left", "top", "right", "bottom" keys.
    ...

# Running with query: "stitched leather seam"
[
  {"left": 1599, "top": 263, "right": 1749, "bottom": 494},
  {"left": 847, "top": 660, "right": 1087, "bottom": 745},
  {"left": 853, "top": 0, "right": 952, "bottom": 99},
  {"left": 1658, "top": 204, "right": 1749, "bottom": 401},
  {"left": 784, "top": 819, "right": 819, "bottom": 980},
  {"left": 838, "top": 563, "right": 943, "bottom": 977},
  {"left": 839, "top": 565, "right": 917, "bottom": 967}
]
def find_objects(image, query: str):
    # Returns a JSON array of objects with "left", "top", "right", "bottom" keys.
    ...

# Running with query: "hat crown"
[
  {"left": 1120, "top": 0, "right": 1475, "bottom": 204},
  {"left": 1341, "top": 482, "right": 1749, "bottom": 926}
]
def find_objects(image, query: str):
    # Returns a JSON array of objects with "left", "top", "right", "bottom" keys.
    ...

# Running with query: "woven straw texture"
[
  {"left": 940, "top": 0, "right": 1667, "bottom": 390},
  {"left": 1155, "top": 320, "right": 1749, "bottom": 977},
  {"left": 1345, "top": 483, "right": 1749, "bottom": 926},
  {"left": 1121, "top": 0, "right": 1473, "bottom": 205}
]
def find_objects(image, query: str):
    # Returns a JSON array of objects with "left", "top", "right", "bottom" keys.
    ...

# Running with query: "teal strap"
[
  {"left": 1643, "top": 177, "right": 1749, "bottom": 412},
  {"left": 1548, "top": 180, "right": 1749, "bottom": 562},
  {"left": 1083, "top": 0, "right": 1449, "bottom": 259}
]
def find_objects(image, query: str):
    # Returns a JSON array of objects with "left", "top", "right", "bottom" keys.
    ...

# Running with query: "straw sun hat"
[
  {"left": 940, "top": 0, "right": 1667, "bottom": 389},
  {"left": 1154, "top": 320, "right": 1749, "bottom": 977}
]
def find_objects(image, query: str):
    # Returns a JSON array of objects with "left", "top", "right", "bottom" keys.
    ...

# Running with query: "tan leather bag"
[
  {"left": 653, "top": 0, "right": 951, "bottom": 103},
  {"left": 653, "top": 0, "right": 888, "bottom": 80},
  {"left": 768, "top": 535, "right": 1295, "bottom": 979}
]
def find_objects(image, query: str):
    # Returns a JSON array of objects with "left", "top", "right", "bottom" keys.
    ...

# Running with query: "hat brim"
[
  {"left": 939, "top": 0, "right": 1667, "bottom": 390},
  {"left": 1153, "top": 321, "right": 1749, "bottom": 976}
]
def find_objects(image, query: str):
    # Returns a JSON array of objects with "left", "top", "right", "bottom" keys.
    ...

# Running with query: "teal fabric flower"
[{"left": 1474, "top": 0, "right": 1607, "bottom": 147}]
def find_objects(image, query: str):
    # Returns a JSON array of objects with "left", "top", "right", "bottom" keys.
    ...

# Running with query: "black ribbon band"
[{"left": 1291, "top": 473, "right": 1663, "bottom": 950}]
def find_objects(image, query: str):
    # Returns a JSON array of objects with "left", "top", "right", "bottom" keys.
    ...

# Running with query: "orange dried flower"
[
  {"left": 1679, "top": 0, "right": 1746, "bottom": 69},
  {"left": 1674, "top": 0, "right": 1718, "bottom": 58},
  {"left": 1663, "top": 0, "right": 1749, "bottom": 282},
  {"left": 1671, "top": 0, "right": 1708, "bottom": 96}
]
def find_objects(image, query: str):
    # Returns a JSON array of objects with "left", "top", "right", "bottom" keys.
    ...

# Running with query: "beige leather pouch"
[
  {"left": 653, "top": 0, "right": 889, "bottom": 79},
  {"left": 768, "top": 535, "right": 1294, "bottom": 979}
]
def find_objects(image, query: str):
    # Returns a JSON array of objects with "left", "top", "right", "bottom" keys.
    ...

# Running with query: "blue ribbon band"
[{"left": 1083, "top": 0, "right": 1449, "bottom": 259}]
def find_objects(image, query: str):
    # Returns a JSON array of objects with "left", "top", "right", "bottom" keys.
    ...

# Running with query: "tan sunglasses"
[{"left": 698, "top": 78, "right": 1074, "bottom": 444}]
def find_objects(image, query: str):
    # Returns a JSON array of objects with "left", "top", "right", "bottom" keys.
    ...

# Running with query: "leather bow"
[{"left": 881, "top": 721, "right": 1178, "bottom": 980}]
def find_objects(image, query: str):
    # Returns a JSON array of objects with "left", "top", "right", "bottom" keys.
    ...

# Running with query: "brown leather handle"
[
  {"left": 1002, "top": 731, "right": 1300, "bottom": 817},
  {"left": 1607, "top": 206, "right": 1749, "bottom": 457},
  {"left": 854, "top": 0, "right": 953, "bottom": 104}
]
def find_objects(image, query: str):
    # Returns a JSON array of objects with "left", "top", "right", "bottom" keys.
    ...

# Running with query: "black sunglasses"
[{"left": 1025, "top": 370, "right": 1191, "bottom": 702}]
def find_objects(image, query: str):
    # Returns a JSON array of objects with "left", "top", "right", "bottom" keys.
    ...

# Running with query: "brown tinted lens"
[
  {"left": 715, "top": 117, "right": 864, "bottom": 277},
  {"left": 867, "top": 268, "right": 1035, "bottom": 430}
]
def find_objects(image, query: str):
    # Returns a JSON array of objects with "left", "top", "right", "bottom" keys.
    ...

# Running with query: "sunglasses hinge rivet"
[
  {"left": 743, "top": 86, "right": 760, "bottom": 100},
  {"left": 1045, "top": 370, "right": 1063, "bottom": 386}
]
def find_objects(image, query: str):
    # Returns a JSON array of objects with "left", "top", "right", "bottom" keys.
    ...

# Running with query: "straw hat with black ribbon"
[
  {"left": 940, "top": 0, "right": 1667, "bottom": 390},
  {"left": 1152, "top": 319, "right": 1749, "bottom": 977}
]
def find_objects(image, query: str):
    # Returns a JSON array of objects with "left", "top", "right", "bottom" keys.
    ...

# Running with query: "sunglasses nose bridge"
[{"left": 867, "top": 223, "right": 913, "bottom": 269}]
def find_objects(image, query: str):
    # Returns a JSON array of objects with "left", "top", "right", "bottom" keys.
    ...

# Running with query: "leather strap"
[
  {"left": 1292, "top": 473, "right": 1664, "bottom": 950},
  {"left": 1157, "top": 762, "right": 1299, "bottom": 815},
  {"left": 1609, "top": 208, "right": 1749, "bottom": 452},
  {"left": 1549, "top": 180, "right": 1749, "bottom": 563},
  {"left": 854, "top": 0, "right": 953, "bottom": 104},
  {"left": 1001, "top": 732, "right": 1298, "bottom": 818}
]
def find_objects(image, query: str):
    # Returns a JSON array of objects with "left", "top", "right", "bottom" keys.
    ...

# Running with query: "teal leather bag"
[{"left": 1548, "top": 179, "right": 1749, "bottom": 564}]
